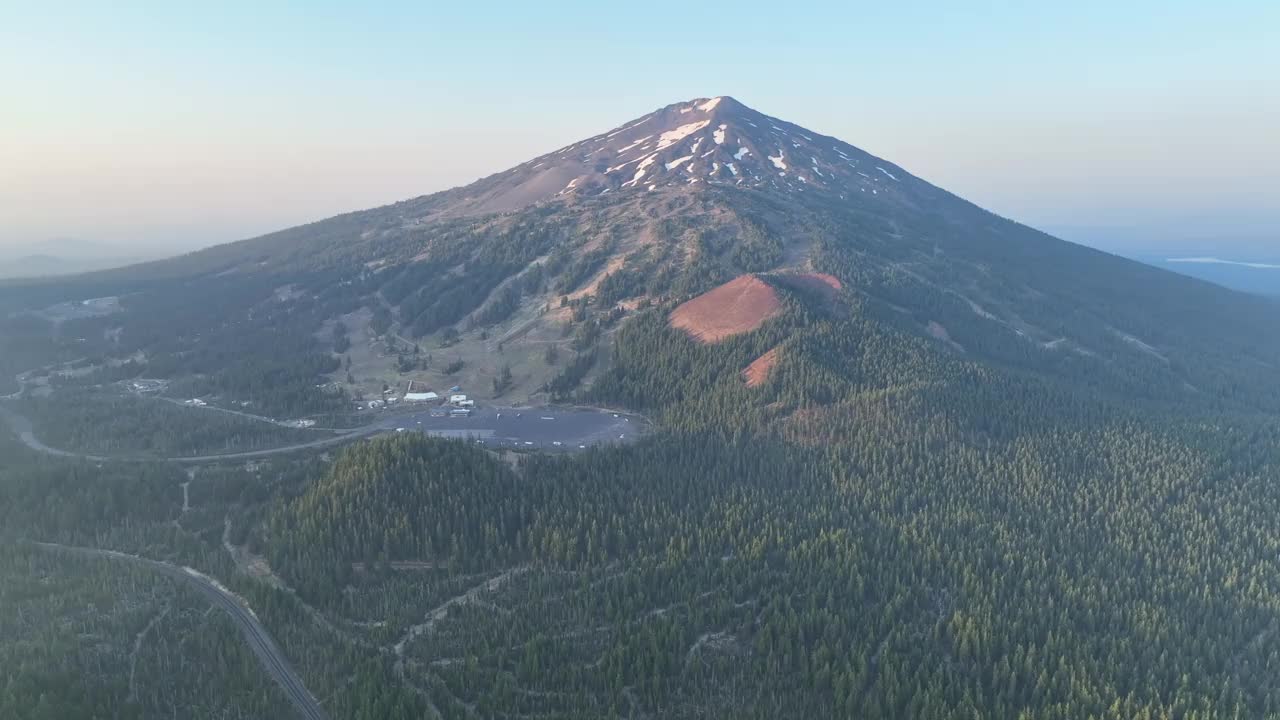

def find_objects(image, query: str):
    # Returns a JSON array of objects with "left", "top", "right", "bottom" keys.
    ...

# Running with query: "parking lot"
[{"left": 376, "top": 405, "right": 645, "bottom": 451}]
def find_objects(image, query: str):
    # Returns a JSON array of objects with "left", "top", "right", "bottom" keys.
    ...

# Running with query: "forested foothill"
[{"left": 6, "top": 260, "right": 1280, "bottom": 717}]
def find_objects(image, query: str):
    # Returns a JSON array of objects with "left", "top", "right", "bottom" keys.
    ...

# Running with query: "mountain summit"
[{"left": 423, "top": 96, "right": 917, "bottom": 218}]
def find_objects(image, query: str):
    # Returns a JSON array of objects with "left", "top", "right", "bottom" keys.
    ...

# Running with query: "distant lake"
[{"left": 1139, "top": 255, "right": 1280, "bottom": 296}]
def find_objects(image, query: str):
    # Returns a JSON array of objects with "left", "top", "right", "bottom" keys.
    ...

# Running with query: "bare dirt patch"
[
  {"left": 670, "top": 274, "right": 782, "bottom": 343},
  {"left": 742, "top": 346, "right": 781, "bottom": 387}
]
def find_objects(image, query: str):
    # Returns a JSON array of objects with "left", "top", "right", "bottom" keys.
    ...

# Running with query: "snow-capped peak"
[{"left": 424, "top": 95, "right": 915, "bottom": 217}]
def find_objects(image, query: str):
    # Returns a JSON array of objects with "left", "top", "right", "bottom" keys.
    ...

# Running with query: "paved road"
[
  {"left": 3, "top": 367, "right": 644, "bottom": 462},
  {"left": 150, "top": 395, "right": 349, "bottom": 431},
  {"left": 30, "top": 542, "right": 328, "bottom": 720},
  {"left": 1, "top": 369, "right": 32, "bottom": 400},
  {"left": 375, "top": 405, "right": 645, "bottom": 451},
  {"left": 0, "top": 397, "right": 645, "bottom": 464},
  {"left": 166, "top": 426, "right": 385, "bottom": 464},
  {"left": 0, "top": 401, "right": 383, "bottom": 464},
  {"left": 0, "top": 402, "right": 90, "bottom": 458}
]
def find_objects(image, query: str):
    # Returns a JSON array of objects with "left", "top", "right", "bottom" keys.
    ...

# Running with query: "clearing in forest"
[
  {"left": 742, "top": 346, "right": 782, "bottom": 387},
  {"left": 669, "top": 275, "right": 782, "bottom": 343}
]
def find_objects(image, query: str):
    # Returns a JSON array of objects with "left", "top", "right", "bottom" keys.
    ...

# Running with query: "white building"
[{"left": 404, "top": 391, "right": 439, "bottom": 402}]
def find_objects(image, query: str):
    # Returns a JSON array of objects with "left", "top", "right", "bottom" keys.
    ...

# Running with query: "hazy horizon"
[{"left": 3, "top": 2, "right": 1277, "bottom": 260}]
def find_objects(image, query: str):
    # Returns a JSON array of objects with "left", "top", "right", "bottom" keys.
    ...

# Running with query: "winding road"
[
  {"left": 31, "top": 542, "right": 328, "bottom": 720},
  {"left": 0, "top": 400, "right": 383, "bottom": 464},
  {"left": 1, "top": 367, "right": 644, "bottom": 464}
]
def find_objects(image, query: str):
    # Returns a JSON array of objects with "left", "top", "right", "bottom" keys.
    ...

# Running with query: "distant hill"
[
  {"left": 0, "top": 238, "right": 152, "bottom": 279},
  {"left": 0, "top": 253, "right": 149, "bottom": 279},
  {"left": 1, "top": 254, "right": 66, "bottom": 277}
]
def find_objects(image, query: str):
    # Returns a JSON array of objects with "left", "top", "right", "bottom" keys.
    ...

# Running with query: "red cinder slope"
[{"left": 670, "top": 275, "right": 781, "bottom": 343}]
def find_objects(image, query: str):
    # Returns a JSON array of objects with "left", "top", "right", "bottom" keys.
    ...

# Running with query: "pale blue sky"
[{"left": 2, "top": 1, "right": 1277, "bottom": 256}]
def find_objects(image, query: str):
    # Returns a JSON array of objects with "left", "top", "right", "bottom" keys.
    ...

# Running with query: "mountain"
[
  {"left": 0, "top": 238, "right": 152, "bottom": 279},
  {"left": 7, "top": 97, "right": 1280, "bottom": 719},
  {"left": 1, "top": 254, "right": 68, "bottom": 278},
  {"left": 0, "top": 253, "right": 151, "bottom": 279},
  {"left": 13, "top": 96, "right": 1278, "bottom": 414}
]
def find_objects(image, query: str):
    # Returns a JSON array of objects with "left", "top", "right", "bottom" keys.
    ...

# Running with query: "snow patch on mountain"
[
  {"left": 657, "top": 121, "right": 711, "bottom": 150},
  {"left": 623, "top": 155, "right": 660, "bottom": 188},
  {"left": 665, "top": 155, "right": 694, "bottom": 171},
  {"left": 616, "top": 138, "right": 653, "bottom": 158}
]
